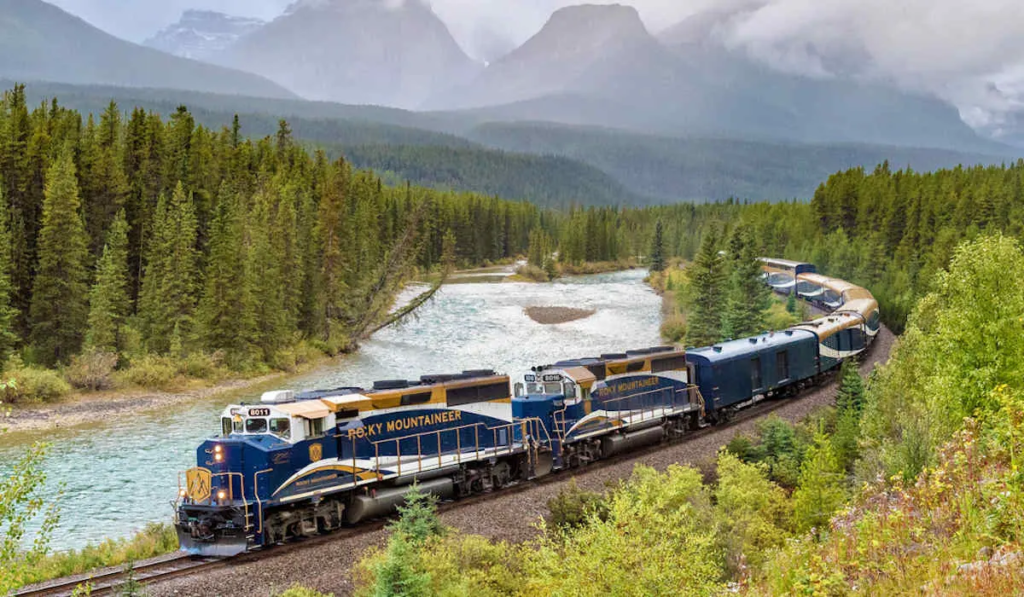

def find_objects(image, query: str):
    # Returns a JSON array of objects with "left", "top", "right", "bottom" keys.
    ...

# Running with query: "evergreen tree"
[
  {"left": 684, "top": 229, "right": 727, "bottom": 347},
  {"left": 139, "top": 182, "right": 198, "bottom": 353},
  {"left": 0, "top": 183, "right": 18, "bottom": 362},
  {"left": 721, "top": 225, "right": 771, "bottom": 339},
  {"left": 29, "top": 148, "right": 90, "bottom": 365},
  {"left": 835, "top": 360, "right": 866, "bottom": 415},
  {"left": 196, "top": 184, "right": 256, "bottom": 364},
  {"left": 786, "top": 292, "right": 798, "bottom": 315},
  {"left": 792, "top": 432, "right": 847, "bottom": 537},
  {"left": 86, "top": 210, "right": 130, "bottom": 352},
  {"left": 649, "top": 219, "right": 666, "bottom": 272}
]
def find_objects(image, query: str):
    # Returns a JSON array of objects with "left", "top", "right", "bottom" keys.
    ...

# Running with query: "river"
[{"left": 0, "top": 269, "right": 661, "bottom": 552}]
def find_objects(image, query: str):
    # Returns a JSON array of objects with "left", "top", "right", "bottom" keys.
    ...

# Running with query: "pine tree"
[
  {"left": 196, "top": 184, "right": 256, "bottom": 364},
  {"left": 29, "top": 148, "right": 90, "bottom": 366},
  {"left": 721, "top": 225, "right": 771, "bottom": 339},
  {"left": 792, "top": 432, "right": 847, "bottom": 536},
  {"left": 0, "top": 182, "right": 18, "bottom": 362},
  {"left": 786, "top": 292, "right": 798, "bottom": 315},
  {"left": 649, "top": 219, "right": 666, "bottom": 272},
  {"left": 86, "top": 210, "right": 130, "bottom": 352},
  {"left": 139, "top": 182, "right": 198, "bottom": 353},
  {"left": 835, "top": 359, "right": 866, "bottom": 415},
  {"left": 684, "top": 229, "right": 726, "bottom": 347}
]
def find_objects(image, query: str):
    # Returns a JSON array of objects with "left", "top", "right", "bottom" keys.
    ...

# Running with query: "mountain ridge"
[
  {"left": 0, "top": 0, "right": 295, "bottom": 99},
  {"left": 221, "top": 0, "right": 479, "bottom": 108}
]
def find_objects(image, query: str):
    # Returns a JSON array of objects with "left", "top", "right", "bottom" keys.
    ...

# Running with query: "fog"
[{"left": 48, "top": 0, "right": 1024, "bottom": 135}]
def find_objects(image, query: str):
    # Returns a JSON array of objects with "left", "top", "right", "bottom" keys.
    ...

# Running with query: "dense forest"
[{"left": 0, "top": 84, "right": 545, "bottom": 380}]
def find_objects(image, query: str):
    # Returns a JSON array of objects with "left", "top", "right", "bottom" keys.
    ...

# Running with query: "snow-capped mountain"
[{"left": 144, "top": 10, "right": 264, "bottom": 61}]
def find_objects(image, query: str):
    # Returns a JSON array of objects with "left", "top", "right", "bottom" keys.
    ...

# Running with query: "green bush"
[
  {"left": 545, "top": 478, "right": 609, "bottom": 533},
  {"left": 3, "top": 357, "right": 72, "bottom": 403},
  {"left": 113, "top": 355, "right": 177, "bottom": 390},
  {"left": 514, "top": 264, "right": 549, "bottom": 282},
  {"left": 64, "top": 350, "right": 118, "bottom": 391},
  {"left": 660, "top": 314, "right": 687, "bottom": 344}
]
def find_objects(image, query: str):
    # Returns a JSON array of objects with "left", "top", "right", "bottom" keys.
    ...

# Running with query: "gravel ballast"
[{"left": 151, "top": 326, "right": 895, "bottom": 597}]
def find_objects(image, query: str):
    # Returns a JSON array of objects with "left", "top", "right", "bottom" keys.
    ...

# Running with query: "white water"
[{"left": 0, "top": 269, "right": 661, "bottom": 551}]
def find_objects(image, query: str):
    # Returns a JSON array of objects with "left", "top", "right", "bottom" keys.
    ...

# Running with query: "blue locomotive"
[{"left": 175, "top": 258, "right": 879, "bottom": 556}]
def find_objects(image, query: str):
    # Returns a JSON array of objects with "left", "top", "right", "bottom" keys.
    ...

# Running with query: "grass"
[{"left": 21, "top": 523, "right": 178, "bottom": 587}]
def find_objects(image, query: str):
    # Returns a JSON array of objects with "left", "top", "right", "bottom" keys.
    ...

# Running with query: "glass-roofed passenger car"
[{"left": 760, "top": 258, "right": 817, "bottom": 295}]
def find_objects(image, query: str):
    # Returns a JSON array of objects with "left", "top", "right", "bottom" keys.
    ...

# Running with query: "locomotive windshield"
[{"left": 527, "top": 382, "right": 564, "bottom": 394}]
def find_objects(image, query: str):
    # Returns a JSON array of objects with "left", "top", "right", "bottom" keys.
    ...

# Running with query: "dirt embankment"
[
  {"left": 149, "top": 326, "right": 896, "bottom": 597},
  {"left": 524, "top": 306, "right": 596, "bottom": 325}
]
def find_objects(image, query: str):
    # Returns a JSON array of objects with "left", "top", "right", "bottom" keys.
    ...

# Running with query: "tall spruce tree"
[
  {"left": 196, "top": 184, "right": 256, "bottom": 364},
  {"left": 29, "top": 148, "right": 90, "bottom": 365},
  {"left": 139, "top": 182, "right": 198, "bottom": 354},
  {"left": 85, "top": 210, "right": 130, "bottom": 352},
  {"left": 0, "top": 182, "right": 18, "bottom": 362},
  {"left": 721, "top": 225, "right": 771, "bottom": 339},
  {"left": 685, "top": 229, "right": 726, "bottom": 347},
  {"left": 650, "top": 219, "right": 666, "bottom": 272}
]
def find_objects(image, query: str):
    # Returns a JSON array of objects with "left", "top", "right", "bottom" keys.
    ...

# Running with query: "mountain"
[
  {"left": 220, "top": 0, "right": 480, "bottom": 108},
  {"left": 0, "top": 0, "right": 295, "bottom": 99},
  {"left": 144, "top": 10, "right": 265, "bottom": 61},
  {"left": 465, "top": 121, "right": 1014, "bottom": 203},
  {"left": 428, "top": 3, "right": 998, "bottom": 153}
]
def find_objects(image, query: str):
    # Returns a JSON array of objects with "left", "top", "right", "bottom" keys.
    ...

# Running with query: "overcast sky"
[{"left": 48, "top": 0, "right": 1024, "bottom": 136}]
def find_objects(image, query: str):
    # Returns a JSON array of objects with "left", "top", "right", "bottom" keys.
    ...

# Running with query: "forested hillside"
[
  {"left": 337, "top": 145, "right": 648, "bottom": 208},
  {"left": 17, "top": 81, "right": 1018, "bottom": 206},
  {"left": 0, "top": 85, "right": 544, "bottom": 383},
  {"left": 468, "top": 122, "right": 1014, "bottom": 202}
]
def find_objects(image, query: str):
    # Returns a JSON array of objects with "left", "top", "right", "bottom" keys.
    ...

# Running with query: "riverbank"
[{"left": 1, "top": 355, "right": 336, "bottom": 435}]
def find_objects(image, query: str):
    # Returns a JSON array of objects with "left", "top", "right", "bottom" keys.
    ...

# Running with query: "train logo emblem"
[
  {"left": 186, "top": 468, "right": 212, "bottom": 503},
  {"left": 309, "top": 443, "right": 323, "bottom": 462}
]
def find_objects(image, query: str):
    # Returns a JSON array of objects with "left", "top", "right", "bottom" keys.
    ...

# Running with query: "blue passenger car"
[{"left": 687, "top": 330, "right": 819, "bottom": 416}]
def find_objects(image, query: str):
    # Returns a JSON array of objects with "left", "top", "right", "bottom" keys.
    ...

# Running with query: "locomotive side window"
[
  {"left": 269, "top": 418, "right": 291, "bottom": 439},
  {"left": 246, "top": 418, "right": 268, "bottom": 434},
  {"left": 626, "top": 361, "right": 645, "bottom": 372},
  {"left": 306, "top": 417, "right": 325, "bottom": 438},
  {"left": 221, "top": 418, "right": 232, "bottom": 437},
  {"left": 400, "top": 391, "right": 432, "bottom": 406}
]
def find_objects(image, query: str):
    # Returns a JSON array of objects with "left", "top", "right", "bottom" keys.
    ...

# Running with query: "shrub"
[
  {"left": 177, "top": 351, "right": 228, "bottom": 381},
  {"left": 514, "top": 264, "right": 549, "bottom": 282},
  {"left": 765, "top": 301, "right": 800, "bottom": 330},
  {"left": 714, "top": 451, "right": 790, "bottom": 573},
  {"left": 64, "top": 350, "right": 118, "bottom": 391},
  {"left": 3, "top": 357, "right": 72, "bottom": 403},
  {"left": 113, "top": 355, "right": 177, "bottom": 390},
  {"left": 660, "top": 314, "right": 687, "bottom": 344},
  {"left": 546, "top": 479, "right": 609, "bottom": 533}
]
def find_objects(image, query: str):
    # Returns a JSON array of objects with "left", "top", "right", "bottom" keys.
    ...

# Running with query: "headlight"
[
  {"left": 214, "top": 445, "right": 222, "bottom": 453},
  {"left": 215, "top": 453, "right": 223, "bottom": 462},
  {"left": 217, "top": 490, "right": 227, "bottom": 501},
  {"left": 179, "top": 489, "right": 186, "bottom": 498}
]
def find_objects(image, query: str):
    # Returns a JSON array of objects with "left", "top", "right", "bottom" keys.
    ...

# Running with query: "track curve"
[{"left": 141, "top": 324, "right": 893, "bottom": 597}]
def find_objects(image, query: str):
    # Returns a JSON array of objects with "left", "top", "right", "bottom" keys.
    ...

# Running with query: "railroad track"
[
  {"left": 18, "top": 339, "right": 873, "bottom": 596},
  {"left": 15, "top": 553, "right": 224, "bottom": 597}
]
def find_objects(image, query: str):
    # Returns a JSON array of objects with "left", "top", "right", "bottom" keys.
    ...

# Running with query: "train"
[{"left": 174, "top": 258, "right": 879, "bottom": 556}]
